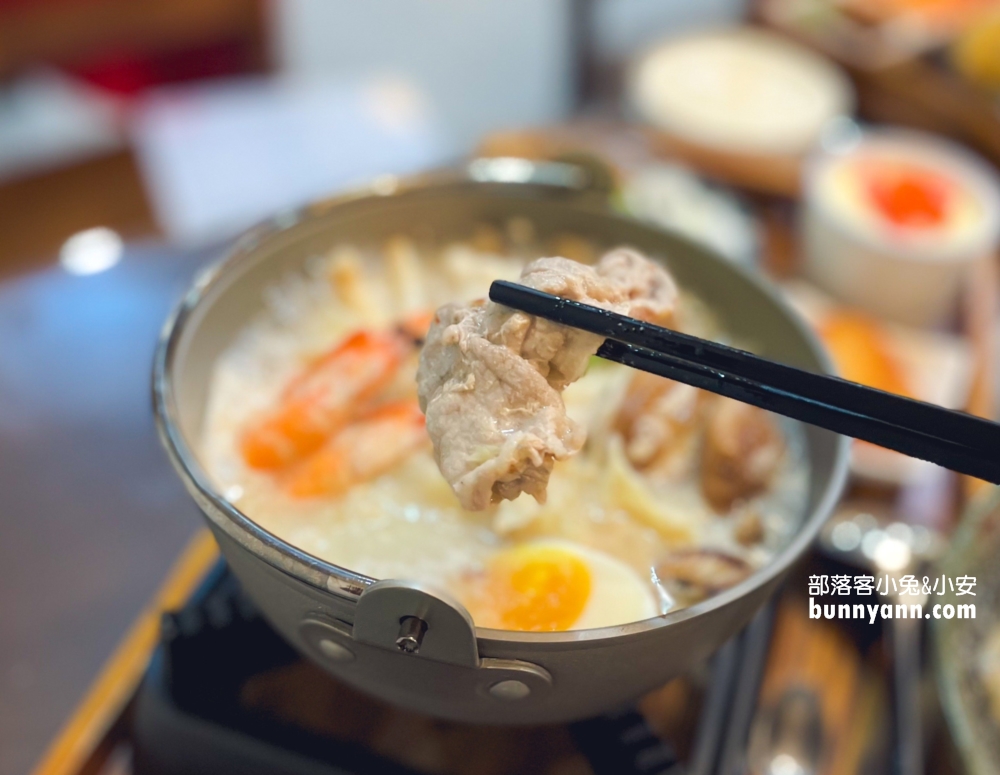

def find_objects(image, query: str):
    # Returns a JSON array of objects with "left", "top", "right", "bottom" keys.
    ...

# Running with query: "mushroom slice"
[{"left": 655, "top": 549, "right": 752, "bottom": 605}]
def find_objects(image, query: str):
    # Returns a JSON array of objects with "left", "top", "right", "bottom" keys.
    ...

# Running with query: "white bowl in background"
[
  {"left": 801, "top": 128, "right": 1000, "bottom": 328},
  {"left": 627, "top": 27, "right": 855, "bottom": 195}
]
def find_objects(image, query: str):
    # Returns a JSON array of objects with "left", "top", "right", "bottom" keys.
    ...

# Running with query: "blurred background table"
[{"left": 0, "top": 245, "right": 211, "bottom": 775}]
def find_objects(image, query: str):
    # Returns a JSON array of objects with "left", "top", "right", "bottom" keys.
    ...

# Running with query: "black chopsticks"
[{"left": 489, "top": 280, "right": 1000, "bottom": 484}]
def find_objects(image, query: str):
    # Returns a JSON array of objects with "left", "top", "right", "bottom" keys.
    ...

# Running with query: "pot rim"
[{"left": 153, "top": 158, "right": 850, "bottom": 646}]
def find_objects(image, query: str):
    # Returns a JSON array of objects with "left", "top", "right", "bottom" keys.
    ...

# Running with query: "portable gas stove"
[
  {"left": 33, "top": 526, "right": 925, "bottom": 775},
  {"left": 128, "top": 559, "right": 775, "bottom": 775}
]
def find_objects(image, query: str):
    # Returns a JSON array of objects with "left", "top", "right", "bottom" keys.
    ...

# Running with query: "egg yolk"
[
  {"left": 863, "top": 162, "right": 952, "bottom": 228},
  {"left": 470, "top": 547, "right": 591, "bottom": 632}
]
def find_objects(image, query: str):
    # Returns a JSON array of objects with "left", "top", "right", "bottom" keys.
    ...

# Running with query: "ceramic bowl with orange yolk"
[
  {"left": 822, "top": 154, "right": 985, "bottom": 249},
  {"left": 457, "top": 540, "right": 660, "bottom": 632},
  {"left": 802, "top": 129, "right": 1000, "bottom": 326}
]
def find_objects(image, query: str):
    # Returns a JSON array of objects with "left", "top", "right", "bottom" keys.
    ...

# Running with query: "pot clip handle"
[{"left": 353, "top": 579, "right": 480, "bottom": 668}]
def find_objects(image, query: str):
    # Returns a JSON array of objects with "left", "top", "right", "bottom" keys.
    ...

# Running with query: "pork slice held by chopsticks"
[{"left": 416, "top": 249, "right": 678, "bottom": 511}]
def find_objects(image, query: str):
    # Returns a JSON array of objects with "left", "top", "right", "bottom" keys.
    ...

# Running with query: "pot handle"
[
  {"left": 466, "top": 156, "right": 616, "bottom": 204},
  {"left": 342, "top": 579, "right": 553, "bottom": 702},
  {"left": 300, "top": 579, "right": 554, "bottom": 708},
  {"left": 352, "top": 579, "right": 480, "bottom": 667}
]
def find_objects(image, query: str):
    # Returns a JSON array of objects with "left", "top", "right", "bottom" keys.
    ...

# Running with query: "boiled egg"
[{"left": 458, "top": 540, "right": 659, "bottom": 632}]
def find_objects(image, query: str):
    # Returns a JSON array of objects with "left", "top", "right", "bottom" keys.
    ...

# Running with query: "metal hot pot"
[{"left": 153, "top": 159, "right": 849, "bottom": 724}]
